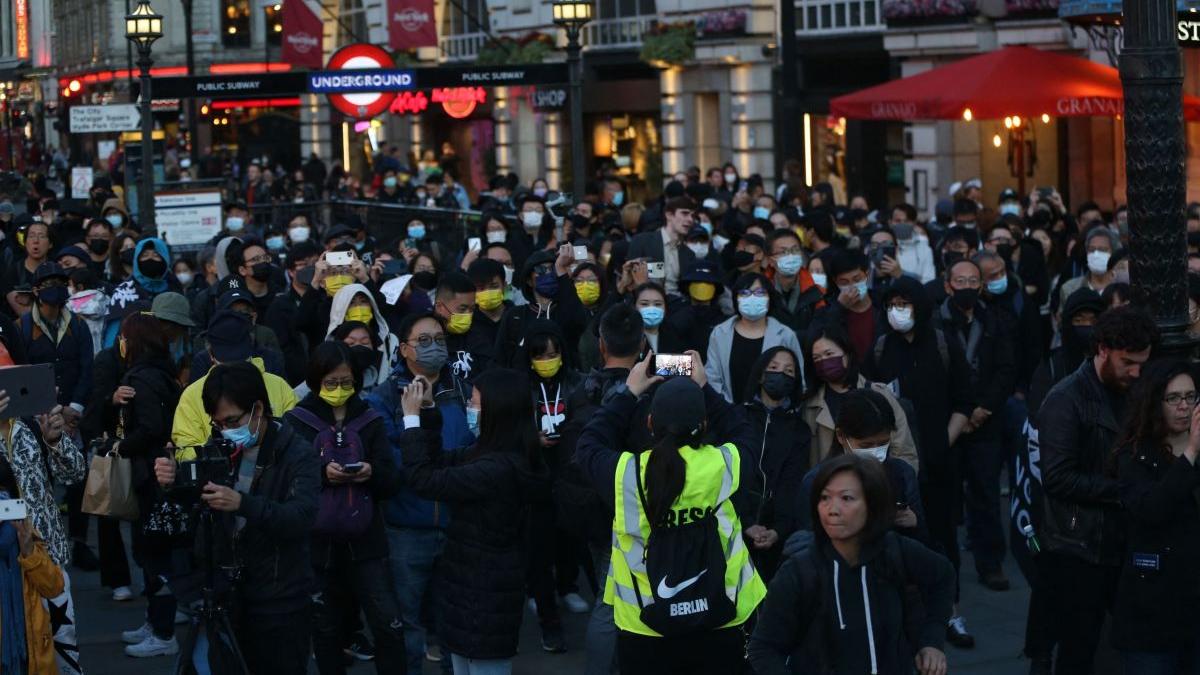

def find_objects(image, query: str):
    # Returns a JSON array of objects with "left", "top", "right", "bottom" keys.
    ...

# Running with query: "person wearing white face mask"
[
  {"left": 286, "top": 215, "right": 313, "bottom": 246},
  {"left": 705, "top": 273, "right": 805, "bottom": 404},
  {"left": 766, "top": 229, "right": 824, "bottom": 332},
  {"left": 1057, "top": 225, "right": 1118, "bottom": 311}
]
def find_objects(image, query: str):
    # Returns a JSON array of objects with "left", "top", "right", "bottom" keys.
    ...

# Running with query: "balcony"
[
  {"left": 582, "top": 15, "right": 658, "bottom": 50},
  {"left": 440, "top": 32, "right": 487, "bottom": 62},
  {"left": 799, "top": 0, "right": 883, "bottom": 35}
]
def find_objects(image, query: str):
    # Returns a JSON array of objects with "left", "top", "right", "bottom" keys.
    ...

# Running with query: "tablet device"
[{"left": 0, "top": 364, "right": 58, "bottom": 418}]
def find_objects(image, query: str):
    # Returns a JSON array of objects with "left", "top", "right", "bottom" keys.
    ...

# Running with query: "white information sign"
[
  {"left": 154, "top": 191, "right": 223, "bottom": 247},
  {"left": 69, "top": 105, "right": 140, "bottom": 133},
  {"left": 70, "top": 167, "right": 93, "bottom": 197}
]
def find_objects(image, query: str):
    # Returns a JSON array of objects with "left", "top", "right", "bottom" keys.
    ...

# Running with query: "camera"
[{"left": 177, "top": 438, "right": 237, "bottom": 491}]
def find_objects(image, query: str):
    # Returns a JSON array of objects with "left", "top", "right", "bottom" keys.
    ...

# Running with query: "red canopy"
[{"left": 830, "top": 46, "right": 1200, "bottom": 121}]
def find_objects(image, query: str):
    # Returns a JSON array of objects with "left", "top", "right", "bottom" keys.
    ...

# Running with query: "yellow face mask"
[
  {"left": 689, "top": 282, "right": 716, "bottom": 302},
  {"left": 325, "top": 274, "right": 353, "bottom": 297},
  {"left": 836, "top": 226, "right": 852, "bottom": 239},
  {"left": 532, "top": 355, "right": 562, "bottom": 379},
  {"left": 319, "top": 384, "right": 354, "bottom": 408},
  {"left": 446, "top": 311, "right": 473, "bottom": 335},
  {"left": 345, "top": 305, "right": 373, "bottom": 324},
  {"left": 793, "top": 226, "right": 809, "bottom": 248},
  {"left": 574, "top": 280, "right": 600, "bottom": 306},
  {"left": 477, "top": 288, "right": 505, "bottom": 311}
]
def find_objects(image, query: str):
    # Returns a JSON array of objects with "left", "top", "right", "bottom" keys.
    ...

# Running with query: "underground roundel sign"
[{"left": 325, "top": 43, "right": 397, "bottom": 119}]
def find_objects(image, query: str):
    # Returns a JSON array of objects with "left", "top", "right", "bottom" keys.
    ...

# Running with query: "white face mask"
[
  {"left": 522, "top": 211, "right": 542, "bottom": 229},
  {"left": 176, "top": 271, "right": 194, "bottom": 286},
  {"left": 1087, "top": 250, "right": 1111, "bottom": 275},
  {"left": 504, "top": 266, "right": 515, "bottom": 286},
  {"left": 724, "top": 173, "right": 737, "bottom": 185},
  {"left": 225, "top": 216, "right": 245, "bottom": 232},
  {"left": 853, "top": 444, "right": 889, "bottom": 462},
  {"left": 486, "top": 230, "right": 507, "bottom": 244},
  {"left": 887, "top": 306, "right": 914, "bottom": 333},
  {"left": 686, "top": 243, "right": 709, "bottom": 258},
  {"left": 811, "top": 272, "right": 827, "bottom": 288},
  {"left": 712, "top": 234, "right": 731, "bottom": 252},
  {"left": 288, "top": 226, "right": 310, "bottom": 243}
]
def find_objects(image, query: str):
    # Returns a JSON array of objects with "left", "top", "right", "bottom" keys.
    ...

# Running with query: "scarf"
[
  {"left": 0, "top": 522, "right": 26, "bottom": 674},
  {"left": 31, "top": 305, "right": 71, "bottom": 346}
]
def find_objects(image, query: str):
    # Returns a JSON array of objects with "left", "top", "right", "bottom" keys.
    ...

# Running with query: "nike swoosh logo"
[{"left": 657, "top": 570, "right": 707, "bottom": 599}]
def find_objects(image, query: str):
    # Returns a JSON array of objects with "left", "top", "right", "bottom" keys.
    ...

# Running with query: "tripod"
[{"left": 174, "top": 502, "right": 249, "bottom": 675}]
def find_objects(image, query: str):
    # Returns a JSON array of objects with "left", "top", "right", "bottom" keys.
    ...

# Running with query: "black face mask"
[
  {"left": 139, "top": 258, "right": 167, "bottom": 279},
  {"left": 119, "top": 249, "right": 135, "bottom": 266},
  {"left": 250, "top": 262, "right": 274, "bottom": 282},
  {"left": 761, "top": 372, "right": 795, "bottom": 401},
  {"left": 1071, "top": 325, "right": 1095, "bottom": 351},
  {"left": 87, "top": 238, "right": 110, "bottom": 255},
  {"left": 732, "top": 250, "right": 756, "bottom": 269},
  {"left": 36, "top": 285, "right": 68, "bottom": 307},
  {"left": 993, "top": 243, "right": 1014, "bottom": 261},
  {"left": 942, "top": 250, "right": 965, "bottom": 270},
  {"left": 411, "top": 271, "right": 438, "bottom": 291},
  {"left": 349, "top": 344, "right": 378, "bottom": 374},
  {"left": 952, "top": 288, "right": 979, "bottom": 311}
]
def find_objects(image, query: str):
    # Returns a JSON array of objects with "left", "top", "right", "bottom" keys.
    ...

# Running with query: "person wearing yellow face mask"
[
  {"left": 435, "top": 272, "right": 491, "bottom": 380},
  {"left": 572, "top": 266, "right": 603, "bottom": 309},
  {"left": 284, "top": 341, "right": 408, "bottom": 675},
  {"left": 326, "top": 286, "right": 401, "bottom": 389},
  {"left": 672, "top": 260, "right": 731, "bottom": 355}
]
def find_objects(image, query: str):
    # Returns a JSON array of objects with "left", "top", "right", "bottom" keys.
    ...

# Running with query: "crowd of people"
[{"left": 0, "top": 152, "right": 1194, "bottom": 675}]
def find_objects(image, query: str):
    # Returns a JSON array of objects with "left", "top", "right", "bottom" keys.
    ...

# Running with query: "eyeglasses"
[
  {"left": 212, "top": 409, "right": 251, "bottom": 431},
  {"left": 406, "top": 334, "right": 446, "bottom": 347},
  {"left": 321, "top": 378, "right": 355, "bottom": 390},
  {"left": 1164, "top": 392, "right": 1199, "bottom": 407},
  {"left": 887, "top": 300, "right": 913, "bottom": 310},
  {"left": 737, "top": 288, "right": 768, "bottom": 298},
  {"left": 244, "top": 253, "right": 272, "bottom": 266},
  {"left": 773, "top": 246, "right": 803, "bottom": 257}
]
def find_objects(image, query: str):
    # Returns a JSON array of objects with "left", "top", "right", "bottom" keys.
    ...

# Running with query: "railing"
[
  {"left": 798, "top": 0, "right": 883, "bottom": 34},
  {"left": 439, "top": 32, "right": 488, "bottom": 62},
  {"left": 582, "top": 15, "right": 658, "bottom": 50}
]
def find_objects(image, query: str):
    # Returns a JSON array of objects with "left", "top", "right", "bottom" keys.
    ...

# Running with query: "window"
[
  {"left": 443, "top": 0, "right": 489, "bottom": 36},
  {"left": 597, "top": 0, "right": 656, "bottom": 20},
  {"left": 265, "top": 3, "right": 283, "bottom": 46},
  {"left": 800, "top": 0, "right": 881, "bottom": 33},
  {"left": 221, "top": 0, "right": 251, "bottom": 47},
  {"left": 338, "top": 0, "right": 368, "bottom": 46}
]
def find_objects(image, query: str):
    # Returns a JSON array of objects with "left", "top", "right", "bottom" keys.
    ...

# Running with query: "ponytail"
[{"left": 644, "top": 428, "right": 702, "bottom": 527}]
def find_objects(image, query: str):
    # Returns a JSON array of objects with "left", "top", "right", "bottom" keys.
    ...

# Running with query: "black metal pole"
[
  {"left": 125, "top": 0, "right": 135, "bottom": 92},
  {"left": 567, "top": 27, "right": 585, "bottom": 202},
  {"left": 138, "top": 48, "right": 156, "bottom": 233},
  {"left": 183, "top": 0, "right": 199, "bottom": 168},
  {"left": 778, "top": 0, "right": 800, "bottom": 182},
  {"left": 1121, "top": 0, "right": 1191, "bottom": 351}
]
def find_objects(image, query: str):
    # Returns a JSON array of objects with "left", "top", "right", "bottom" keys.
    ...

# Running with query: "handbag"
[{"left": 82, "top": 449, "right": 140, "bottom": 521}]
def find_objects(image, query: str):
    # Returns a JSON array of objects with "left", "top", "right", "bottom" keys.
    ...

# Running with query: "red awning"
[{"left": 830, "top": 46, "right": 1200, "bottom": 121}]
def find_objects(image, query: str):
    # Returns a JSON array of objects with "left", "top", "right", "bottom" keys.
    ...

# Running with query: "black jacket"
[
  {"left": 264, "top": 287, "right": 312, "bottom": 387},
  {"left": 748, "top": 533, "right": 954, "bottom": 674},
  {"left": 1036, "top": 361, "right": 1124, "bottom": 565},
  {"left": 667, "top": 301, "right": 726, "bottom": 358},
  {"left": 1112, "top": 444, "right": 1200, "bottom": 651},
  {"left": 401, "top": 412, "right": 550, "bottom": 660},
  {"left": 118, "top": 357, "right": 180, "bottom": 490},
  {"left": 19, "top": 311, "right": 94, "bottom": 408},
  {"left": 984, "top": 275, "right": 1043, "bottom": 396},
  {"left": 936, "top": 298, "right": 1016, "bottom": 438},
  {"left": 493, "top": 265, "right": 588, "bottom": 369},
  {"left": 286, "top": 394, "right": 404, "bottom": 565},
  {"left": 740, "top": 399, "right": 811, "bottom": 578},
  {"left": 81, "top": 347, "right": 123, "bottom": 442}
]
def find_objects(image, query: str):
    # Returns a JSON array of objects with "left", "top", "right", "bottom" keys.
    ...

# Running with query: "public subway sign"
[{"left": 153, "top": 72, "right": 310, "bottom": 99}]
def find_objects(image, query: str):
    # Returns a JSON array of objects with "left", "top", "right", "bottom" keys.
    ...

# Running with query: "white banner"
[{"left": 154, "top": 191, "right": 223, "bottom": 247}]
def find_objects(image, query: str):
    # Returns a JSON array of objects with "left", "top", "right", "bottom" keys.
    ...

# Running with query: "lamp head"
[
  {"left": 552, "top": 0, "right": 593, "bottom": 27},
  {"left": 125, "top": 0, "right": 164, "bottom": 50}
]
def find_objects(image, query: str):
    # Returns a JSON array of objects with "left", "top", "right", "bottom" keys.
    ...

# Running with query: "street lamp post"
[
  {"left": 1121, "top": 0, "right": 1191, "bottom": 351},
  {"left": 124, "top": 0, "right": 163, "bottom": 234},
  {"left": 552, "top": 0, "right": 593, "bottom": 203}
]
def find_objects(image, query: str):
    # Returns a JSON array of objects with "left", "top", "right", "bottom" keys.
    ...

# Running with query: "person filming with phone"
[
  {"left": 155, "top": 361, "right": 320, "bottom": 674},
  {"left": 574, "top": 350, "right": 766, "bottom": 673}
]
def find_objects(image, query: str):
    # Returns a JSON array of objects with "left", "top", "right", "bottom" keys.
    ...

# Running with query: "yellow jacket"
[
  {"left": 172, "top": 357, "right": 298, "bottom": 460},
  {"left": 2, "top": 540, "right": 65, "bottom": 675}
]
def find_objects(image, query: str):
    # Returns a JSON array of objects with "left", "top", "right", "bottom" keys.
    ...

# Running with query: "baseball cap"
[
  {"left": 207, "top": 310, "right": 253, "bottom": 362},
  {"left": 681, "top": 260, "right": 721, "bottom": 284},
  {"left": 999, "top": 188, "right": 1019, "bottom": 203},
  {"left": 34, "top": 262, "right": 68, "bottom": 285},
  {"left": 217, "top": 288, "right": 255, "bottom": 312},
  {"left": 151, "top": 292, "right": 196, "bottom": 327}
]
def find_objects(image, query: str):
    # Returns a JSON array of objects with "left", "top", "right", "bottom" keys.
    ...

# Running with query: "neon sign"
[
  {"left": 389, "top": 91, "right": 429, "bottom": 116},
  {"left": 15, "top": 0, "right": 29, "bottom": 60},
  {"left": 431, "top": 87, "right": 486, "bottom": 119}
]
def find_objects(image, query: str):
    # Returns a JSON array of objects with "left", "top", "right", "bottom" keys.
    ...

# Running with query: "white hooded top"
[{"left": 326, "top": 283, "right": 400, "bottom": 389}]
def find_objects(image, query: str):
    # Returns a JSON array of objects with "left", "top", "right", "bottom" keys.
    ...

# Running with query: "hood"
[
  {"left": 132, "top": 237, "right": 170, "bottom": 293},
  {"left": 101, "top": 197, "right": 129, "bottom": 218},
  {"left": 214, "top": 236, "right": 242, "bottom": 280},
  {"left": 327, "top": 283, "right": 394, "bottom": 387},
  {"left": 518, "top": 250, "right": 557, "bottom": 303},
  {"left": 882, "top": 275, "right": 933, "bottom": 332},
  {"left": 1060, "top": 287, "right": 1104, "bottom": 363}
]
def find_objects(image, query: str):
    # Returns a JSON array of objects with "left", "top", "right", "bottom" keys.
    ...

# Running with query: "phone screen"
[{"left": 654, "top": 354, "right": 693, "bottom": 378}]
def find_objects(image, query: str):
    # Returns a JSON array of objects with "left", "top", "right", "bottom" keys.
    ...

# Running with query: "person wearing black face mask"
[
  {"left": 737, "top": 346, "right": 811, "bottom": 582},
  {"left": 926, "top": 228, "right": 972, "bottom": 305},
  {"left": 83, "top": 219, "right": 114, "bottom": 279},
  {"left": 1027, "top": 289, "right": 1104, "bottom": 416},
  {"left": 235, "top": 238, "right": 281, "bottom": 319},
  {"left": 940, "top": 258, "right": 1017, "bottom": 593}
]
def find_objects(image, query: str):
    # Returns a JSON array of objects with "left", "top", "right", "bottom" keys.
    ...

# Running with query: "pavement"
[{"left": 72, "top": 523, "right": 1039, "bottom": 674}]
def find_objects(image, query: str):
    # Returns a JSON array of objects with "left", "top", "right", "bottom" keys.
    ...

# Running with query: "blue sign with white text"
[{"left": 308, "top": 69, "right": 416, "bottom": 93}]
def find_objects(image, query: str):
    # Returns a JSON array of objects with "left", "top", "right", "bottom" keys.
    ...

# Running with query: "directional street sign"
[{"left": 69, "top": 105, "right": 141, "bottom": 133}]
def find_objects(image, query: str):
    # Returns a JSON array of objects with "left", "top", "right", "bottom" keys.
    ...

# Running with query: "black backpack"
[{"left": 629, "top": 452, "right": 737, "bottom": 636}]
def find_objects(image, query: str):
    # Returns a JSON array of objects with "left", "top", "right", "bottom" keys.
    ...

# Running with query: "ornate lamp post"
[
  {"left": 124, "top": 0, "right": 163, "bottom": 233},
  {"left": 552, "top": 0, "right": 593, "bottom": 202}
]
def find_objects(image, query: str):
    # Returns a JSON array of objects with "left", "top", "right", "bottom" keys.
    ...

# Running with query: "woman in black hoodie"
[
  {"left": 739, "top": 346, "right": 811, "bottom": 581},
  {"left": 284, "top": 341, "right": 405, "bottom": 675},
  {"left": 749, "top": 454, "right": 953, "bottom": 675}
]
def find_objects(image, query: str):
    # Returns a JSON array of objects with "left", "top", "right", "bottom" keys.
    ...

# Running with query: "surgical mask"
[
  {"left": 416, "top": 190, "right": 427, "bottom": 201},
  {"left": 504, "top": 266, "right": 515, "bottom": 286},
  {"left": 477, "top": 288, "right": 505, "bottom": 311},
  {"left": 531, "top": 355, "right": 563, "bottom": 379},
  {"left": 408, "top": 224, "right": 426, "bottom": 240},
  {"left": 106, "top": 214, "right": 124, "bottom": 228},
  {"left": 446, "top": 311, "right": 473, "bottom": 335},
  {"left": 325, "top": 273, "right": 353, "bottom": 297},
  {"left": 687, "top": 243, "right": 709, "bottom": 258},
  {"left": 533, "top": 187, "right": 548, "bottom": 198},
  {"left": 36, "top": 285, "right": 68, "bottom": 307},
  {"left": 225, "top": 216, "right": 245, "bottom": 232},
  {"left": 384, "top": 176, "right": 398, "bottom": 188},
  {"left": 574, "top": 280, "right": 600, "bottom": 306},
  {"left": 999, "top": 202, "right": 1022, "bottom": 216},
  {"left": 176, "top": 271, "right": 194, "bottom": 286},
  {"left": 414, "top": 341, "right": 448, "bottom": 373},
  {"left": 288, "top": 226, "right": 310, "bottom": 243},
  {"left": 1087, "top": 250, "right": 1111, "bottom": 275},
  {"left": 699, "top": 221, "right": 713, "bottom": 235},
  {"left": 266, "top": 235, "right": 285, "bottom": 251},
  {"left": 738, "top": 295, "right": 769, "bottom": 320},
  {"left": 612, "top": 191, "right": 624, "bottom": 207},
  {"left": 724, "top": 172, "right": 737, "bottom": 185},
  {"left": 892, "top": 222, "right": 914, "bottom": 241},
  {"left": 702, "top": 198, "right": 720, "bottom": 210},
  {"left": 811, "top": 272, "right": 828, "bottom": 288},
  {"left": 776, "top": 254, "right": 803, "bottom": 276},
  {"left": 221, "top": 404, "right": 261, "bottom": 448},
  {"left": 465, "top": 406, "right": 480, "bottom": 436},
  {"left": 639, "top": 306, "right": 664, "bottom": 328},
  {"left": 522, "top": 211, "right": 542, "bottom": 230},
  {"left": 753, "top": 206, "right": 771, "bottom": 220},
  {"left": 345, "top": 306, "right": 373, "bottom": 324},
  {"left": 712, "top": 234, "right": 730, "bottom": 251},
  {"left": 815, "top": 357, "right": 847, "bottom": 384},
  {"left": 986, "top": 276, "right": 1008, "bottom": 295},
  {"left": 887, "top": 306, "right": 914, "bottom": 333},
  {"left": 761, "top": 372, "right": 795, "bottom": 401},
  {"left": 841, "top": 280, "right": 869, "bottom": 299},
  {"left": 354, "top": 240, "right": 365, "bottom": 251},
  {"left": 689, "top": 282, "right": 716, "bottom": 302},
  {"left": 534, "top": 272, "right": 559, "bottom": 298},
  {"left": 320, "top": 384, "right": 354, "bottom": 408},
  {"left": 853, "top": 444, "right": 889, "bottom": 462},
  {"left": 486, "top": 230, "right": 507, "bottom": 244}
]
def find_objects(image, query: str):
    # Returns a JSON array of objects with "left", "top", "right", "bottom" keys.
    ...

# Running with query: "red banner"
[
  {"left": 281, "top": 0, "right": 324, "bottom": 69},
  {"left": 388, "top": 0, "right": 438, "bottom": 50}
]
